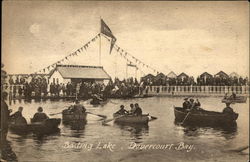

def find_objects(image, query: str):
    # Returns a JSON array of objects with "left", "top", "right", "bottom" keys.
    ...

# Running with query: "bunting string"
[
  {"left": 103, "top": 35, "right": 160, "bottom": 74},
  {"left": 33, "top": 33, "right": 100, "bottom": 74}
]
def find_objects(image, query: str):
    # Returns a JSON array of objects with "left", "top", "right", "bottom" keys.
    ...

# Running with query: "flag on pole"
[{"left": 100, "top": 19, "right": 116, "bottom": 54}]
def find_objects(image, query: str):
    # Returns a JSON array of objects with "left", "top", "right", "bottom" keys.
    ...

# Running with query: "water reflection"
[
  {"left": 115, "top": 123, "right": 149, "bottom": 142},
  {"left": 62, "top": 122, "right": 86, "bottom": 138},
  {"left": 181, "top": 124, "right": 238, "bottom": 140},
  {"left": 63, "top": 121, "right": 86, "bottom": 131}
]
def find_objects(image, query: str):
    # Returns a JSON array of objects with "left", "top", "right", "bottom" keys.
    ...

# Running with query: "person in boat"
[
  {"left": 134, "top": 103, "right": 142, "bottom": 116},
  {"left": 115, "top": 105, "right": 129, "bottom": 115},
  {"left": 223, "top": 102, "right": 235, "bottom": 115},
  {"left": 32, "top": 107, "right": 49, "bottom": 122},
  {"left": 189, "top": 98, "right": 195, "bottom": 109},
  {"left": 129, "top": 103, "right": 136, "bottom": 114},
  {"left": 182, "top": 98, "right": 190, "bottom": 110},
  {"left": 194, "top": 99, "right": 201, "bottom": 108},
  {"left": 230, "top": 92, "right": 236, "bottom": 99},
  {"left": 10, "top": 107, "right": 27, "bottom": 124},
  {"left": 90, "top": 94, "right": 103, "bottom": 105},
  {"left": 72, "top": 99, "right": 86, "bottom": 114},
  {"left": 224, "top": 93, "right": 228, "bottom": 99}
]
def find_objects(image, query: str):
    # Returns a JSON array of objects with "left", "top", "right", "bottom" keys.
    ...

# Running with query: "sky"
[{"left": 2, "top": 1, "right": 249, "bottom": 79}]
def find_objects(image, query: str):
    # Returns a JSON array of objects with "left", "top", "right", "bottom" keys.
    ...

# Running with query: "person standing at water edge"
[
  {"left": 32, "top": 107, "right": 49, "bottom": 122},
  {"left": 0, "top": 92, "right": 11, "bottom": 142}
]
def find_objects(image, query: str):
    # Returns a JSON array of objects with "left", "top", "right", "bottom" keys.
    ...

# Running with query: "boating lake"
[{"left": 7, "top": 97, "right": 249, "bottom": 162}]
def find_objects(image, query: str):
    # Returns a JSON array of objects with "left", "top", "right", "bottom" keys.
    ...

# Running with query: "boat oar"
[
  {"left": 86, "top": 112, "right": 107, "bottom": 118},
  {"left": 49, "top": 112, "right": 62, "bottom": 116},
  {"left": 102, "top": 115, "right": 124, "bottom": 125},
  {"left": 150, "top": 116, "right": 157, "bottom": 120},
  {"left": 109, "top": 100, "right": 119, "bottom": 105},
  {"left": 226, "top": 145, "right": 249, "bottom": 152},
  {"left": 180, "top": 111, "right": 191, "bottom": 125}
]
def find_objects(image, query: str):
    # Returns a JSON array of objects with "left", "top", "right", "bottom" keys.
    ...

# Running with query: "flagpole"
[
  {"left": 126, "top": 63, "right": 128, "bottom": 79},
  {"left": 99, "top": 33, "right": 101, "bottom": 66},
  {"left": 99, "top": 17, "right": 102, "bottom": 66}
]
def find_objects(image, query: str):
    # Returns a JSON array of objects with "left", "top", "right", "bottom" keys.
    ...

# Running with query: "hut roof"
[
  {"left": 167, "top": 71, "right": 177, "bottom": 78},
  {"left": 200, "top": 72, "right": 213, "bottom": 78},
  {"left": 155, "top": 73, "right": 166, "bottom": 79},
  {"left": 229, "top": 72, "right": 239, "bottom": 78},
  {"left": 142, "top": 73, "right": 155, "bottom": 79},
  {"left": 177, "top": 72, "right": 189, "bottom": 78},
  {"left": 215, "top": 71, "right": 229, "bottom": 78}
]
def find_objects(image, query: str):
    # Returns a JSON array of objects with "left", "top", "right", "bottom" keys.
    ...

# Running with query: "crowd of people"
[
  {"left": 7, "top": 76, "right": 142, "bottom": 99},
  {"left": 142, "top": 74, "right": 249, "bottom": 86},
  {"left": 5, "top": 72, "right": 249, "bottom": 101}
]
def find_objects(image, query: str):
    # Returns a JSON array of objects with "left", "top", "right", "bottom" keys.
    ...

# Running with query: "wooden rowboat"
[
  {"left": 113, "top": 114, "right": 156, "bottom": 124},
  {"left": 222, "top": 96, "right": 247, "bottom": 103},
  {"left": 174, "top": 107, "right": 238, "bottom": 127},
  {"left": 30, "top": 118, "right": 61, "bottom": 134},
  {"left": 62, "top": 109, "right": 87, "bottom": 124},
  {"left": 9, "top": 118, "right": 61, "bottom": 135}
]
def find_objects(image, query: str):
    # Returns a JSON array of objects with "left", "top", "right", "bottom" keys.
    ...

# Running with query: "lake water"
[{"left": 7, "top": 97, "right": 249, "bottom": 162}]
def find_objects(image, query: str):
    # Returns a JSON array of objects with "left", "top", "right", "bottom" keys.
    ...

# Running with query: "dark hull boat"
[
  {"left": 222, "top": 96, "right": 247, "bottom": 103},
  {"left": 9, "top": 118, "right": 61, "bottom": 135},
  {"left": 113, "top": 114, "right": 157, "bottom": 125},
  {"left": 62, "top": 109, "right": 87, "bottom": 124},
  {"left": 30, "top": 118, "right": 61, "bottom": 134},
  {"left": 9, "top": 123, "right": 30, "bottom": 134},
  {"left": 174, "top": 107, "right": 238, "bottom": 127}
]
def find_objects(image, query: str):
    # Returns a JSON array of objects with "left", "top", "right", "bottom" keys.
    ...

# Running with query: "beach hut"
[
  {"left": 229, "top": 72, "right": 239, "bottom": 78},
  {"left": 167, "top": 71, "right": 177, "bottom": 78},
  {"left": 177, "top": 72, "right": 189, "bottom": 81},
  {"left": 214, "top": 71, "right": 229, "bottom": 78}
]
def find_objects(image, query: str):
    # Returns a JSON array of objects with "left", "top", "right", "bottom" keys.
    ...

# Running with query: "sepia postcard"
[{"left": 1, "top": 1, "right": 249, "bottom": 162}]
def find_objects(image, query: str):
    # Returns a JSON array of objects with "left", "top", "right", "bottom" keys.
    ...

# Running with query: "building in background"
[
  {"left": 166, "top": 71, "right": 177, "bottom": 79},
  {"left": 48, "top": 64, "right": 111, "bottom": 85}
]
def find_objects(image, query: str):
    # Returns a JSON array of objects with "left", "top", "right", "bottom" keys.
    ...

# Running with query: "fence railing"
[
  {"left": 145, "top": 85, "right": 250, "bottom": 95},
  {"left": 2, "top": 84, "right": 250, "bottom": 98}
]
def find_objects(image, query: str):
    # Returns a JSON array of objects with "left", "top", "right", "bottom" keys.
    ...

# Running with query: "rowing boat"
[
  {"left": 30, "top": 118, "right": 61, "bottom": 134},
  {"left": 113, "top": 114, "right": 157, "bottom": 124},
  {"left": 62, "top": 109, "right": 87, "bottom": 124},
  {"left": 222, "top": 96, "right": 247, "bottom": 103},
  {"left": 174, "top": 107, "right": 238, "bottom": 127},
  {"left": 9, "top": 118, "right": 61, "bottom": 135}
]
